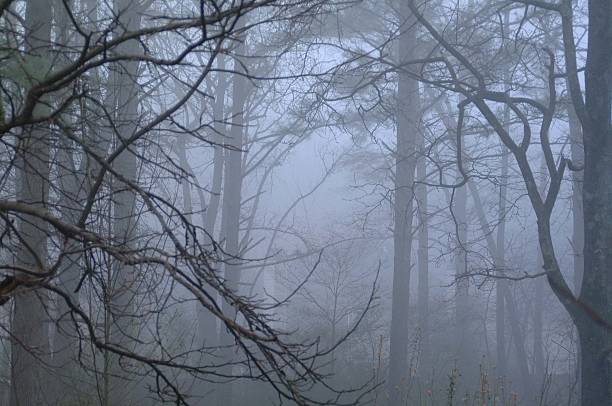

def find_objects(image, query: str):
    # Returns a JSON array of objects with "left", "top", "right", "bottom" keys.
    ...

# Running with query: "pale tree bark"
[
  {"left": 566, "top": 77, "right": 583, "bottom": 403},
  {"left": 437, "top": 94, "right": 533, "bottom": 395},
  {"left": 416, "top": 146, "right": 429, "bottom": 373},
  {"left": 496, "top": 13, "right": 511, "bottom": 378},
  {"left": 407, "top": 0, "right": 610, "bottom": 403},
  {"left": 468, "top": 181, "right": 533, "bottom": 398},
  {"left": 52, "top": 0, "right": 79, "bottom": 377},
  {"left": 176, "top": 132, "right": 212, "bottom": 405},
  {"left": 450, "top": 110, "right": 476, "bottom": 390},
  {"left": 106, "top": 1, "right": 145, "bottom": 404},
  {"left": 495, "top": 146, "right": 508, "bottom": 382},
  {"left": 387, "top": 1, "right": 421, "bottom": 404},
  {"left": 51, "top": 0, "right": 117, "bottom": 401},
  {"left": 176, "top": 125, "right": 219, "bottom": 404},
  {"left": 429, "top": 48, "right": 535, "bottom": 404},
  {"left": 453, "top": 173, "right": 473, "bottom": 389},
  {"left": 215, "top": 24, "right": 250, "bottom": 406},
  {"left": 502, "top": 288, "right": 532, "bottom": 398},
  {"left": 172, "top": 61, "right": 227, "bottom": 352},
  {"left": 204, "top": 56, "right": 227, "bottom": 249},
  {"left": 52, "top": 0, "right": 116, "bottom": 394},
  {"left": 178, "top": 137, "right": 194, "bottom": 227},
  {"left": 197, "top": 57, "right": 228, "bottom": 353},
  {"left": 565, "top": 28, "right": 584, "bottom": 303},
  {"left": 9, "top": 1, "right": 52, "bottom": 404},
  {"left": 433, "top": 101, "right": 477, "bottom": 392},
  {"left": 50, "top": 3, "right": 89, "bottom": 400}
]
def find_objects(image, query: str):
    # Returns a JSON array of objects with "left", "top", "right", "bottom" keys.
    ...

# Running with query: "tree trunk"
[
  {"left": 10, "top": 130, "right": 52, "bottom": 406},
  {"left": 9, "top": 1, "right": 52, "bottom": 404},
  {"left": 578, "top": 321, "right": 612, "bottom": 405},
  {"left": 387, "top": 1, "right": 420, "bottom": 404},
  {"left": 495, "top": 146, "right": 508, "bottom": 382},
  {"left": 563, "top": 81, "right": 583, "bottom": 406},
  {"left": 215, "top": 26, "right": 249, "bottom": 406},
  {"left": 569, "top": 103, "right": 584, "bottom": 295},
  {"left": 496, "top": 12, "right": 511, "bottom": 382},
  {"left": 533, "top": 269, "right": 545, "bottom": 383},
  {"left": 204, "top": 56, "right": 227, "bottom": 247},
  {"left": 533, "top": 162, "right": 547, "bottom": 390},
  {"left": 107, "top": 2, "right": 144, "bottom": 404},
  {"left": 416, "top": 146, "right": 429, "bottom": 374},
  {"left": 51, "top": 0, "right": 79, "bottom": 392},
  {"left": 454, "top": 175, "right": 474, "bottom": 393},
  {"left": 468, "top": 179, "right": 533, "bottom": 398},
  {"left": 573, "top": 0, "right": 612, "bottom": 404},
  {"left": 502, "top": 287, "right": 533, "bottom": 398},
  {"left": 196, "top": 57, "right": 228, "bottom": 353}
]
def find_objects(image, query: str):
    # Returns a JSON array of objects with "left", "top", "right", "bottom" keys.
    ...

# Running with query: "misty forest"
[{"left": 0, "top": 0, "right": 610, "bottom": 405}]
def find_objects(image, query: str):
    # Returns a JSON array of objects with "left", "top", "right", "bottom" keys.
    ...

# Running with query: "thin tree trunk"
[
  {"left": 416, "top": 146, "right": 429, "bottom": 374},
  {"left": 496, "top": 12, "right": 511, "bottom": 383},
  {"left": 454, "top": 174, "right": 473, "bottom": 392},
  {"left": 533, "top": 162, "right": 547, "bottom": 388},
  {"left": 204, "top": 56, "right": 227, "bottom": 247},
  {"left": 495, "top": 67, "right": 511, "bottom": 382},
  {"left": 436, "top": 96, "right": 532, "bottom": 397},
  {"left": 468, "top": 180, "right": 533, "bottom": 397},
  {"left": 495, "top": 147, "right": 507, "bottom": 381},
  {"left": 533, "top": 266, "right": 545, "bottom": 385},
  {"left": 502, "top": 288, "right": 533, "bottom": 398},
  {"left": 566, "top": 45, "right": 585, "bottom": 301},
  {"left": 566, "top": 79, "right": 583, "bottom": 405}
]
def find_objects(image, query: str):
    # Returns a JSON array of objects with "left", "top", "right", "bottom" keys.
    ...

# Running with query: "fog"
[{"left": 0, "top": 0, "right": 609, "bottom": 405}]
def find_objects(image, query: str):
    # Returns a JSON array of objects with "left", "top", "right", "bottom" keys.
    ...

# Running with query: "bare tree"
[
  {"left": 401, "top": 0, "right": 611, "bottom": 403},
  {"left": 0, "top": 1, "right": 375, "bottom": 405}
]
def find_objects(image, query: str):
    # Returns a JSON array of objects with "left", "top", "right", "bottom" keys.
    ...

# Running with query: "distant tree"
[
  {"left": 401, "top": 0, "right": 611, "bottom": 403},
  {"left": 0, "top": 1, "right": 374, "bottom": 405}
]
